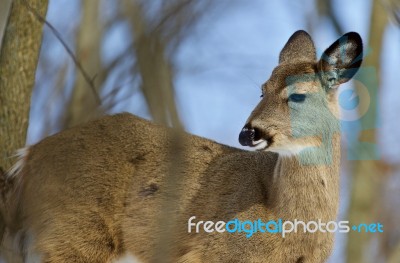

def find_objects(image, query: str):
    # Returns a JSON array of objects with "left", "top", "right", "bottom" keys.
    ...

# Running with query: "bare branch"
[
  {"left": 22, "top": 0, "right": 101, "bottom": 106},
  {"left": 381, "top": 0, "right": 400, "bottom": 25}
]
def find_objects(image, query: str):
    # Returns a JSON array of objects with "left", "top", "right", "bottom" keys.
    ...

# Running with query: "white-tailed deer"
[{"left": 0, "top": 30, "right": 362, "bottom": 263}]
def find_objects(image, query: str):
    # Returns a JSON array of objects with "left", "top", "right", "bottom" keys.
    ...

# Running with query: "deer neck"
[{"left": 268, "top": 133, "right": 341, "bottom": 221}]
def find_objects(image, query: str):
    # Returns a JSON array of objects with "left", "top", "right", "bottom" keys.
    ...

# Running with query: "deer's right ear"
[{"left": 318, "top": 32, "right": 363, "bottom": 90}]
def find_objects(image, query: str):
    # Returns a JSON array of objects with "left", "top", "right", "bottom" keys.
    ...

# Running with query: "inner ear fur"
[{"left": 318, "top": 32, "right": 363, "bottom": 89}]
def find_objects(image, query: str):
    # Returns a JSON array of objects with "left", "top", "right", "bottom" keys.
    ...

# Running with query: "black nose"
[{"left": 239, "top": 125, "right": 255, "bottom": 146}]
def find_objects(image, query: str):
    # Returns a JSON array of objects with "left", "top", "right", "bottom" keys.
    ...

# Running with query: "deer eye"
[
  {"left": 260, "top": 94, "right": 264, "bottom": 98},
  {"left": 288, "top": 93, "right": 306, "bottom": 103}
]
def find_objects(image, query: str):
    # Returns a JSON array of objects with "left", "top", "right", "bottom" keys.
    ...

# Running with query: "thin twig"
[
  {"left": 381, "top": 0, "right": 400, "bottom": 26},
  {"left": 22, "top": 0, "right": 102, "bottom": 105}
]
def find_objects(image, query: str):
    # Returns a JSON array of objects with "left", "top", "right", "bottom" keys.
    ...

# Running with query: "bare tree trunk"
[
  {"left": 346, "top": 0, "right": 387, "bottom": 262},
  {"left": 124, "top": 0, "right": 182, "bottom": 129},
  {"left": 0, "top": 0, "right": 48, "bottom": 173},
  {"left": 388, "top": 242, "right": 400, "bottom": 263},
  {"left": 64, "top": 0, "right": 103, "bottom": 128},
  {"left": 0, "top": 0, "right": 48, "bottom": 261}
]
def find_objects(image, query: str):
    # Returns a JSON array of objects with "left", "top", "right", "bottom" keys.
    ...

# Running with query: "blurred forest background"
[{"left": 1, "top": 0, "right": 400, "bottom": 262}]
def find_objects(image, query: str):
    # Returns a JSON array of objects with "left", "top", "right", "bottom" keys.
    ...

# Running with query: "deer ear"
[
  {"left": 318, "top": 32, "right": 363, "bottom": 90},
  {"left": 279, "top": 30, "right": 316, "bottom": 64}
]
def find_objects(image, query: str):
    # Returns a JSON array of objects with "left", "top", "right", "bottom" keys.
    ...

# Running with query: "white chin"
[
  {"left": 253, "top": 139, "right": 268, "bottom": 151},
  {"left": 268, "top": 145, "right": 307, "bottom": 157}
]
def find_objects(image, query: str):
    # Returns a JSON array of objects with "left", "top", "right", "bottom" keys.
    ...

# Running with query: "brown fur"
[{"left": 0, "top": 30, "right": 363, "bottom": 262}]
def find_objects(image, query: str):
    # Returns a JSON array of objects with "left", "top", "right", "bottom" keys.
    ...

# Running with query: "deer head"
[{"left": 239, "top": 31, "right": 363, "bottom": 160}]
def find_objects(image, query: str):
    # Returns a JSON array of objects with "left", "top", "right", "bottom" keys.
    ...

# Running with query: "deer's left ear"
[{"left": 318, "top": 32, "right": 363, "bottom": 90}]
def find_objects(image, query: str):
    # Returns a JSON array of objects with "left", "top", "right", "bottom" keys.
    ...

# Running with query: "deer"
[{"left": 0, "top": 30, "right": 362, "bottom": 263}]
